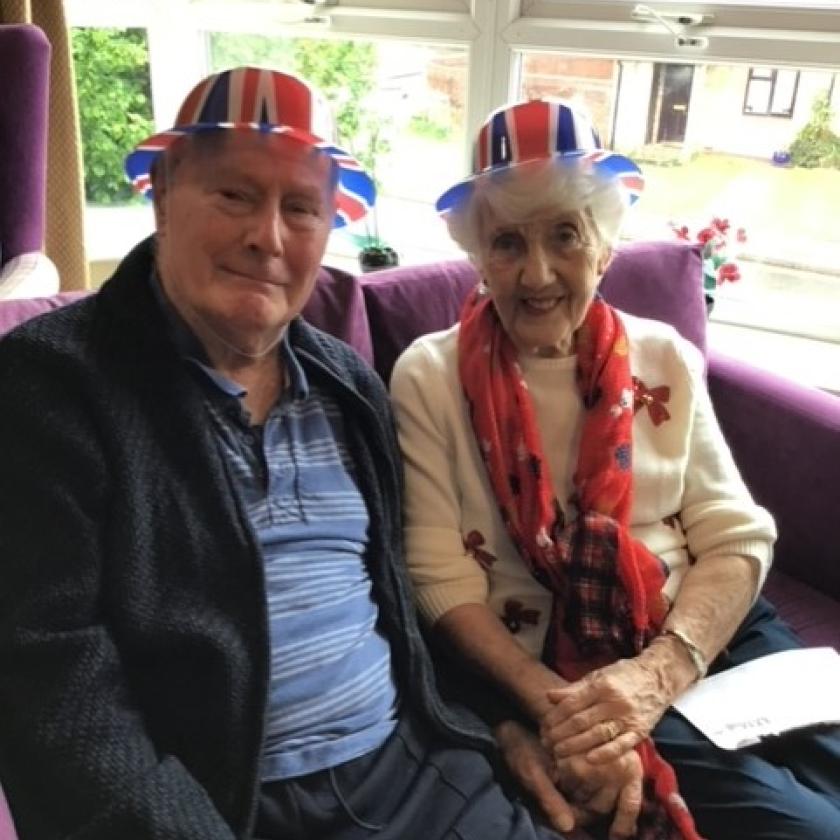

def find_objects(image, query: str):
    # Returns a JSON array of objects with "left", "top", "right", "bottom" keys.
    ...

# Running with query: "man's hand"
[
  {"left": 556, "top": 748, "right": 643, "bottom": 839},
  {"left": 495, "top": 719, "right": 576, "bottom": 834},
  {"left": 495, "top": 719, "right": 643, "bottom": 839},
  {"left": 540, "top": 656, "right": 671, "bottom": 765}
]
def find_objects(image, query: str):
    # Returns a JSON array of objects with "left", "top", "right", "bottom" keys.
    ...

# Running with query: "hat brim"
[
  {"left": 124, "top": 122, "right": 375, "bottom": 230},
  {"left": 435, "top": 150, "right": 644, "bottom": 216}
]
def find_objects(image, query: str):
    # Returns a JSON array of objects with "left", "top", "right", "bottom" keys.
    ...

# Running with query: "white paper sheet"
[{"left": 671, "top": 646, "right": 840, "bottom": 749}]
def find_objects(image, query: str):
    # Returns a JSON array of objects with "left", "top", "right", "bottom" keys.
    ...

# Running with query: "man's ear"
[
  {"left": 150, "top": 151, "right": 175, "bottom": 234},
  {"left": 151, "top": 177, "right": 167, "bottom": 233}
]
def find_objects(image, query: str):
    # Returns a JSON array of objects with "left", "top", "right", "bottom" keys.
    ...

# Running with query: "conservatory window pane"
[
  {"left": 71, "top": 26, "right": 156, "bottom": 262},
  {"left": 517, "top": 51, "right": 840, "bottom": 391},
  {"left": 745, "top": 76, "right": 773, "bottom": 114},
  {"left": 770, "top": 70, "right": 799, "bottom": 115},
  {"left": 209, "top": 32, "right": 467, "bottom": 269}
]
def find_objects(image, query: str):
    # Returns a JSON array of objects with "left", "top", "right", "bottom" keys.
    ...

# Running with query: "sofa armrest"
[
  {"left": 0, "top": 783, "right": 16, "bottom": 840},
  {"left": 708, "top": 349, "right": 840, "bottom": 600}
]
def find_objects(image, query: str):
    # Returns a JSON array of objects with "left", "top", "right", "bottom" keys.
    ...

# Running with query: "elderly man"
[{"left": 0, "top": 67, "right": 639, "bottom": 840}]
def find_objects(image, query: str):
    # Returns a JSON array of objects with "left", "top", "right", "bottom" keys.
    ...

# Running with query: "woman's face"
[{"left": 477, "top": 205, "right": 611, "bottom": 357}]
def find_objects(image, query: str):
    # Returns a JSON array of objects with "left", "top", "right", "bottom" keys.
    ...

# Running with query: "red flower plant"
[{"left": 670, "top": 217, "right": 747, "bottom": 296}]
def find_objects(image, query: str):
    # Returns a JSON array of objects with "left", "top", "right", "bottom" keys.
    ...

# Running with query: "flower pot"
[{"left": 359, "top": 246, "right": 399, "bottom": 274}]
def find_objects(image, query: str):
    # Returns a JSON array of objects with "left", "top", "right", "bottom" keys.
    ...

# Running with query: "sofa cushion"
[
  {"left": 0, "top": 251, "right": 60, "bottom": 301},
  {"left": 302, "top": 265, "right": 373, "bottom": 364},
  {"left": 361, "top": 259, "right": 479, "bottom": 383},
  {"left": 763, "top": 570, "right": 840, "bottom": 651},
  {"left": 0, "top": 291, "right": 87, "bottom": 336},
  {"left": 598, "top": 240, "right": 705, "bottom": 357}
]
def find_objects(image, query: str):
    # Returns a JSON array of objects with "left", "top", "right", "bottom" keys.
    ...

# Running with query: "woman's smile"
[{"left": 521, "top": 295, "right": 566, "bottom": 314}]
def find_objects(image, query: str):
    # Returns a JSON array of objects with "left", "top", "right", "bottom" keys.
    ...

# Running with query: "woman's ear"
[
  {"left": 597, "top": 246, "right": 613, "bottom": 277},
  {"left": 473, "top": 259, "right": 493, "bottom": 296}
]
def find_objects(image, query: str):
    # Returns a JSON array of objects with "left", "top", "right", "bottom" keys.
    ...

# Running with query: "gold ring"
[{"left": 603, "top": 720, "right": 620, "bottom": 742}]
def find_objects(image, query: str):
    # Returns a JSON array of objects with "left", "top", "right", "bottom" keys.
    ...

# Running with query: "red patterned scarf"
[{"left": 458, "top": 288, "right": 702, "bottom": 840}]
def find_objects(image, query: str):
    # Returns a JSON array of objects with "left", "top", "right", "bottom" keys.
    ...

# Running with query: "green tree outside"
[
  {"left": 208, "top": 32, "right": 296, "bottom": 75},
  {"left": 72, "top": 28, "right": 155, "bottom": 205},
  {"left": 789, "top": 91, "right": 840, "bottom": 170},
  {"left": 72, "top": 29, "right": 383, "bottom": 205}
]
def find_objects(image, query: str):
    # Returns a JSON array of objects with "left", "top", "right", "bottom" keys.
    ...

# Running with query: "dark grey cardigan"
[{"left": 0, "top": 238, "right": 493, "bottom": 840}]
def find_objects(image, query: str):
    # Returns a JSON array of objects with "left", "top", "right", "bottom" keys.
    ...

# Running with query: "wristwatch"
[{"left": 662, "top": 627, "right": 709, "bottom": 681}]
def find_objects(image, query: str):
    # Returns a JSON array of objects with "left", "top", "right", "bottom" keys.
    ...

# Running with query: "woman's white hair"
[{"left": 445, "top": 158, "right": 629, "bottom": 260}]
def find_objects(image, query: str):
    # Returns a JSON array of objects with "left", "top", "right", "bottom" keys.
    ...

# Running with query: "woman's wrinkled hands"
[
  {"left": 540, "top": 656, "right": 671, "bottom": 765},
  {"left": 495, "top": 719, "right": 643, "bottom": 840}
]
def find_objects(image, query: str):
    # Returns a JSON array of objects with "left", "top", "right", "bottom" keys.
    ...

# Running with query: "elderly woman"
[{"left": 391, "top": 99, "right": 840, "bottom": 840}]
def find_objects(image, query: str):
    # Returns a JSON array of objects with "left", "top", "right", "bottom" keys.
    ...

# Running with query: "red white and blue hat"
[
  {"left": 124, "top": 66, "right": 375, "bottom": 229},
  {"left": 435, "top": 99, "right": 643, "bottom": 215}
]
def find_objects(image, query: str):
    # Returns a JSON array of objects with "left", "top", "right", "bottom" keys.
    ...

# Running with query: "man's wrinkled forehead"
[{"left": 157, "top": 130, "right": 339, "bottom": 191}]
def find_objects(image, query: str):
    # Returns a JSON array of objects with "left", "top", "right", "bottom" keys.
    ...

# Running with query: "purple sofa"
[{"left": 2, "top": 242, "right": 840, "bottom": 836}]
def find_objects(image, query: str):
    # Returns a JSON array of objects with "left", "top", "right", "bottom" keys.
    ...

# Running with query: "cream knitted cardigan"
[{"left": 391, "top": 311, "right": 777, "bottom": 659}]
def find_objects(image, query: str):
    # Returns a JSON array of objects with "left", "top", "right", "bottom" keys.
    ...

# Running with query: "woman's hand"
[
  {"left": 495, "top": 719, "right": 643, "bottom": 839},
  {"left": 540, "top": 655, "right": 674, "bottom": 765}
]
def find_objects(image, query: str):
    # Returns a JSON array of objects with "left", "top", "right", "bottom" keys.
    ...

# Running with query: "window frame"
[{"left": 742, "top": 67, "right": 800, "bottom": 117}]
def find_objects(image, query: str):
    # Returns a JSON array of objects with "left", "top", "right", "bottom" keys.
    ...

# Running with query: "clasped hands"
[{"left": 497, "top": 656, "right": 673, "bottom": 839}]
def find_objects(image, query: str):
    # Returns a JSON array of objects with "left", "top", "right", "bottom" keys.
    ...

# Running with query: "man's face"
[{"left": 153, "top": 131, "right": 335, "bottom": 360}]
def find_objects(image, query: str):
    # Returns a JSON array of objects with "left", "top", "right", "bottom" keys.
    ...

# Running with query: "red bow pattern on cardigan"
[
  {"left": 633, "top": 377, "right": 671, "bottom": 426},
  {"left": 463, "top": 529, "right": 498, "bottom": 571},
  {"left": 458, "top": 288, "right": 702, "bottom": 840}
]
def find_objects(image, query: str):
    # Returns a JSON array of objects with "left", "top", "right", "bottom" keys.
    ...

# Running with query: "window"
[
  {"left": 744, "top": 68, "right": 799, "bottom": 117},
  {"left": 70, "top": 24, "right": 157, "bottom": 265},
  {"left": 517, "top": 48, "right": 840, "bottom": 390},
  {"left": 67, "top": 0, "right": 840, "bottom": 392},
  {"left": 208, "top": 33, "right": 468, "bottom": 268}
]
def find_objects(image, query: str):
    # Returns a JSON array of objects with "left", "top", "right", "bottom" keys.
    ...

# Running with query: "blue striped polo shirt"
[{"left": 175, "top": 326, "right": 398, "bottom": 780}]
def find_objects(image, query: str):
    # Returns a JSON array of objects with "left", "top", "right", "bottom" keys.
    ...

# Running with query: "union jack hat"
[
  {"left": 124, "top": 66, "right": 375, "bottom": 229},
  {"left": 435, "top": 99, "right": 643, "bottom": 215}
]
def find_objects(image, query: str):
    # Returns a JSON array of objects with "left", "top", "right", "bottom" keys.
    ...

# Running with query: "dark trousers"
[
  {"left": 255, "top": 713, "right": 565, "bottom": 840},
  {"left": 653, "top": 597, "right": 840, "bottom": 840}
]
